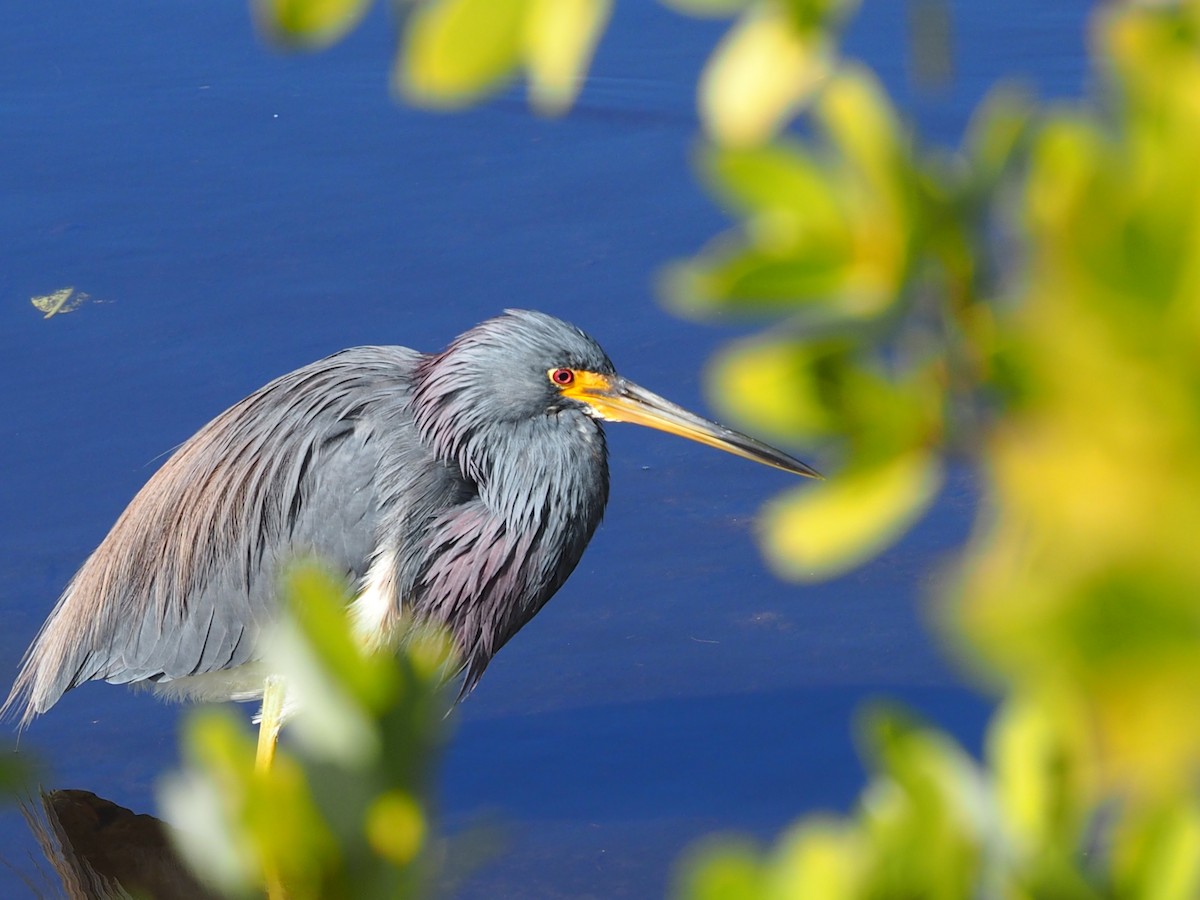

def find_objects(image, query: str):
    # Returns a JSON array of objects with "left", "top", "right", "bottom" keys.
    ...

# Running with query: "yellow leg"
[
  {"left": 256, "top": 675, "right": 288, "bottom": 899},
  {"left": 255, "top": 674, "right": 286, "bottom": 772}
]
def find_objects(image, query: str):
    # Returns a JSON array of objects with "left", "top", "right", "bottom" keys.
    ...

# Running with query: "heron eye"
[{"left": 551, "top": 368, "right": 575, "bottom": 386}]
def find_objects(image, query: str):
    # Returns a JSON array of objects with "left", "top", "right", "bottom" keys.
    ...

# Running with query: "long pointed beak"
[{"left": 566, "top": 373, "right": 822, "bottom": 479}]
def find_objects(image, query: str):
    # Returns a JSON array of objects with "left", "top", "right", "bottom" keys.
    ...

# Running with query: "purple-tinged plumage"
[{"left": 4, "top": 309, "right": 817, "bottom": 734}]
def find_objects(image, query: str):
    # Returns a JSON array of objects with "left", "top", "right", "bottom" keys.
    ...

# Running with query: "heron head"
[
  {"left": 415, "top": 309, "right": 820, "bottom": 481},
  {"left": 412, "top": 310, "right": 614, "bottom": 471}
]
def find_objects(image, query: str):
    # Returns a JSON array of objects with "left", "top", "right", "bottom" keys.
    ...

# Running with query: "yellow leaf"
[
  {"left": 817, "top": 67, "right": 902, "bottom": 182},
  {"left": 524, "top": 0, "right": 611, "bottom": 115},
  {"left": 399, "top": 0, "right": 527, "bottom": 109},
  {"left": 763, "top": 451, "right": 941, "bottom": 580},
  {"left": 988, "top": 694, "right": 1091, "bottom": 852},
  {"left": 701, "top": 142, "right": 851, "bottom": 254},
  {"left": 699, "top": 5, "right": 832, "bottom": 147},
  {"left": 158, "top": 712, "right": 260, "bottom": 895},
  {"left": 1118, "top": 801, "right": 1200, "bottom": 900},
  {"left": 673, "top": 840, "right": 766, "bottom": 898},
  {"left": 262, "top": 564, "right": 387, "bottom": 767},
  {"left": 31, "top": 286, "right": 88, "bottom": 319},
  {"left": 766, "top": 820, "right": 864, "bottom": 898},
  {"left": 254, "top": 0, "right": 372, "bottom": 49},
  {"left": 366, "top": 790, "right": 426, "bottom": 865},
  {"left": 707, "top": 337, "right": 840, "bottom": 441}
]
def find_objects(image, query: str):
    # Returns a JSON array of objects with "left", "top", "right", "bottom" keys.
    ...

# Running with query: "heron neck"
[
  {"left": 471, "top": 413, "right": 610, "bottom": 534},
  {"left": 403, "top": 410, "right": 612, "bottom": 691}
]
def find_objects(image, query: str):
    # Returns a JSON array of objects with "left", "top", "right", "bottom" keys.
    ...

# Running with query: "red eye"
[{"left": 551, "top": 368, "right": 575, "bottom": 386}]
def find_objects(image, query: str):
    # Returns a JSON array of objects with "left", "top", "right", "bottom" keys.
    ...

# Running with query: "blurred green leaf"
[
  {"left": 162, "top": 707, "right": 338, "bottom": 898},
  {"left": 816, "top": 66, "right": 912, "bottom": 231},
  {"left": 707, "top": 337, "right": 846, "bottom": 441},
  {"left": 673, "top": 822, "right": 868, "bottom": 900},
  {"left": 398, "top": 0, "right": 528, "bottom": 109},
  {"left": 701, "top": 142, "right": 851, "bottom": 253},
  {"left": 253, "top": 0, "right": 372, "bottom": 48},
  {"left": 988, "top": 695, "right": 1089, "bottom": 856},
  {"left": 762, "top": 450, "right": 941, "bottom": 580},
  {"left": 264, "top": 565, "right": 384, "bottom": 767},
  {"left": 858, "top": 707, "right": 991, "bottom": 899},
  {"left": 780, "top": 0, "right": 858, "bottom": 32},
  {"left": 1114, "top": 800, "right": 1200, "bottom": 900},
  {"left": 524, "top": 0, "right": 611, "bottom": 114},
  {"left": 707, "top": 329, "right": 943, "bottom": 461},
  {"left": 665, "top": 244, "right": 855, "bottom": 315},
  {"left": 673, "top": 839, "right": 766, "bottom": 900},
  {"left": 163, "top": 562, "right": 455, "bottom": 898},
  {"left": 282, "top": 564, "right": 396, "bottom": 711},
  {"left": 963, "top": 86, "right": 1035, "bottom": 192},
  {"left": 817, "top": 64, "right": 901, "bottom": 177},
  {"left": 762, "top": 820, "right": 864, "bottom": 897},
  {"left": 699, "top": 4, "right": 833, "bottom": 147}
]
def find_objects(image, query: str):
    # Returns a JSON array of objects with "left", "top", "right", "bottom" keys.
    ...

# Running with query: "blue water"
[{"left": 0, "top": 1, "right": 1089, "bottom": 896}]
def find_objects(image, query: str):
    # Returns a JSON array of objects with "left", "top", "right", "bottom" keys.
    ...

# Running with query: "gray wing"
[{"left": 5, "top": 346, "right": 423, "bottom": 725}]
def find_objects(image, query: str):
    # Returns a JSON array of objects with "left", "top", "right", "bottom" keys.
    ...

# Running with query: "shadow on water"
[{"left": 11, "top": 790, "right": 215, "bottom": 900}]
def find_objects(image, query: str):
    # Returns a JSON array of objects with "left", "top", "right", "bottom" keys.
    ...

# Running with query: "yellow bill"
[{"left": 558, "top": 370, "right": 822, "bottom": 479}]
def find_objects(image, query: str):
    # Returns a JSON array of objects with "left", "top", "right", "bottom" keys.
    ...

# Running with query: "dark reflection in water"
[{"left": 18, "top": 790, "right": 217, "bottom": 900}]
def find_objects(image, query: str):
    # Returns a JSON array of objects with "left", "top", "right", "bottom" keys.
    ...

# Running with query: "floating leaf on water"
[{"left": 31, "top": 287, "right": 89, "bottom": 319}]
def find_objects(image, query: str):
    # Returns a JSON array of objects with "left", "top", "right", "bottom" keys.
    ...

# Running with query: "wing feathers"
[{"left": 3, "top": 347, "right": 420, "bottom": 725}]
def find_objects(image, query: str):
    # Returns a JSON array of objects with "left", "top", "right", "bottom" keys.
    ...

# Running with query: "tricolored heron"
[{"left": 5, "top": 310, "right": 819, "bottom": 766}]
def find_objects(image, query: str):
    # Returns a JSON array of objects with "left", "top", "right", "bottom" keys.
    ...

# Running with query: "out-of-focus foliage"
[
  {"left": 523, "top": 0, "right": 613, "bottom": 113},
  {"left": 254, "top": 0, "right": 373, "bottom": 49},
  {"left": 254, "top": 0, "right": 611, "bottom": 114},
  {"left": 160, "top": 564, "right": 456, "bottom": 899},
  {"left": 669, "top": 0, "right": 1200, "bottom": 895},
  {"left": 398, "top": 0, "right": 612, "bottom": 114},
  {"left": 697, "top": 6, "right": 833, "bottom": 148},
  {"left": 252, "top": 0, "right": 860, "bottom": 121},
  {"left": 0, "top": 750, "right": 32, "bottom": 797},
  {"left": 668, "top": 67, "right": 924, "bottom": 321},
  {"left": 956, "top": 2, "right": 1200, "bottom": 799},
  {"left": 675, "top": 700, "right": 1200, "bottom": 899},
  {"left": 662, "top": 59, "right": 969, "bottom": 576},
  {"left": 761, "top": 449, "right": 941, "bottom": 581}
]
